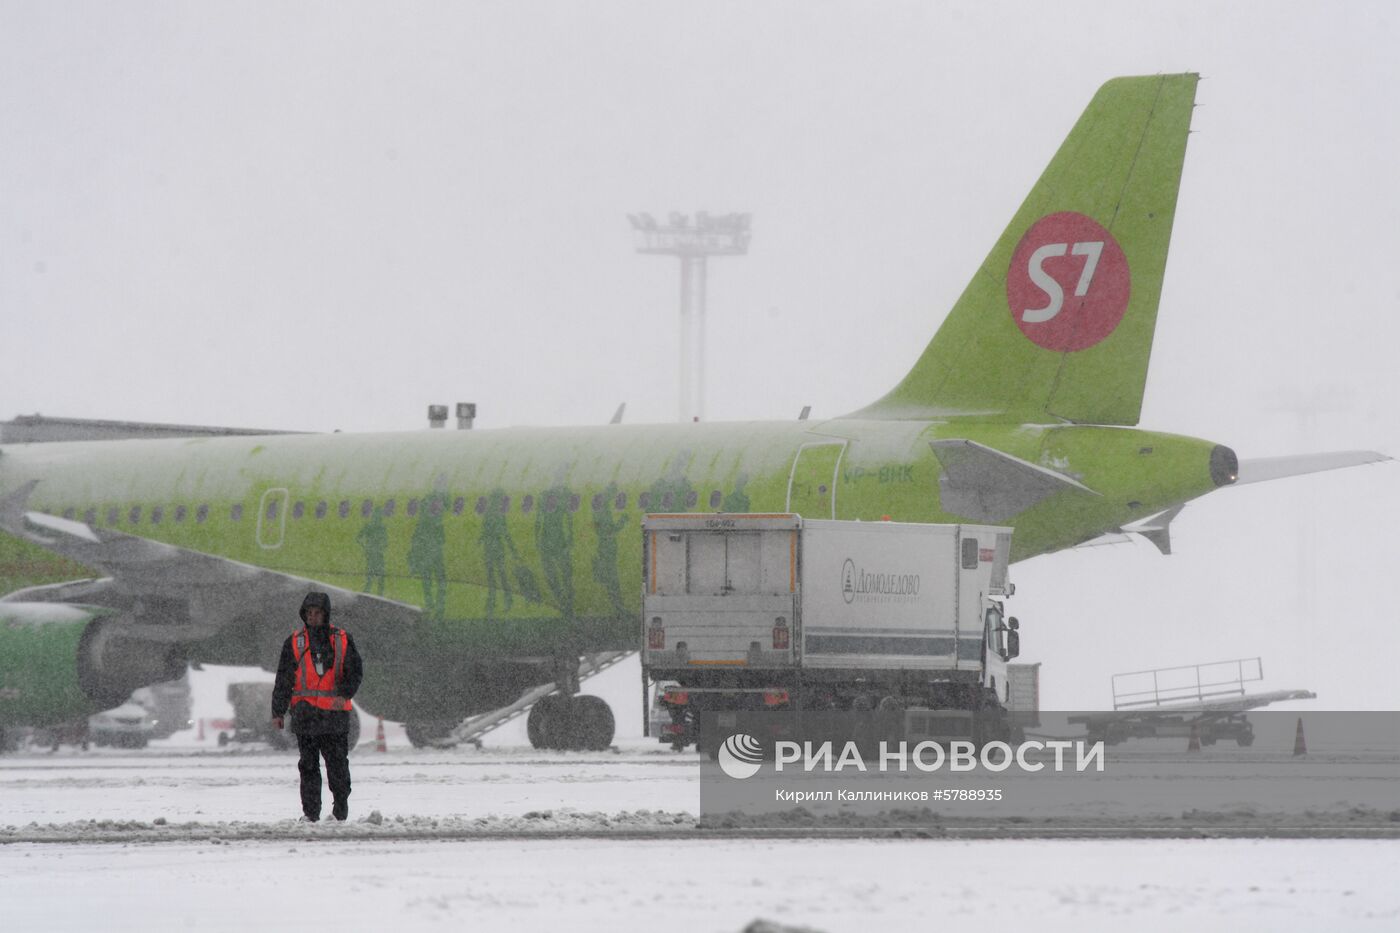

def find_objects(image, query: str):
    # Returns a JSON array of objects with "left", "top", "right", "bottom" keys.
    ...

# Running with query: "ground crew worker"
[{"left": 271, "top": 592, "right": 363, "bottom": 822}]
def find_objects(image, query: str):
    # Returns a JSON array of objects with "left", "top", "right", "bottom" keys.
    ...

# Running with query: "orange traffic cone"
[
  {"left": 1187, "top": 722, "right": 1201, "bottom": 753},
  {"left": 1293, "top": 717, "right": 1307, "bottom": 757},
  {"left": 375, "top": 717, "right": 387, "bottom": 753},
  {"left": 197, "top": 717, "right": 205, "bottom": 742}
]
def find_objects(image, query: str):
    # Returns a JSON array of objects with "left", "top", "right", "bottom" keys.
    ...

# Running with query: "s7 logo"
[{"left": 1021, "top": 241, "right": 1104, "bottom": 323}]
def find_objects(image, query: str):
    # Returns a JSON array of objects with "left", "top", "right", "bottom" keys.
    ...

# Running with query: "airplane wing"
[
  {"left": 0, "top": 480, "right": 420, "bottom": 648},
  {"left": 1235, "top": 450, "right": 1390, "bottom": 485},
  {"left": 930, "top": 439, "right": 1099, "bottom": 523}
]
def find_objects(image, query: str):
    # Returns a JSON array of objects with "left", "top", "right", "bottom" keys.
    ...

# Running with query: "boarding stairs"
[
  {"left": 1111, "top": 657, "right": 1263, "bottom": 710},
  {"left": 433, "top": 650, "right": 636, "bottom": 749}
]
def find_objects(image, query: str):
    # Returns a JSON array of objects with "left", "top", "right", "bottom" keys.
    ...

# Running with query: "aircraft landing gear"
[
  {"left": 404, "top": 720, "right": 456, "bottom": 748},
  {"left": 526, "top": 694, "right": 615, "bottom": 751}
]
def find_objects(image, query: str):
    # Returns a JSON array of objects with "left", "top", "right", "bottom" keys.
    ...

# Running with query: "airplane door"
[
  {"left": 786, "top": 442, "right": 845, "bottom": 520},
  {"left": 257, "top": 487, "right": 289, "bottom": 549}
]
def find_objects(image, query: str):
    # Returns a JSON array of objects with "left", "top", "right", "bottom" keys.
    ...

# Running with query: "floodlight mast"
[{"left": 629, "top": 212, "right": 751, "bottom": 422}]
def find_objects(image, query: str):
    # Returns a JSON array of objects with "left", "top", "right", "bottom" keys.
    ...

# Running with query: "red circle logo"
[{"left": 1006, "top": 212, "right": 1130, "bottom": 352}]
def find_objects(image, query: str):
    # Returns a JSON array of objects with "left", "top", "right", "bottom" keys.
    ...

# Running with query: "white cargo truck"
[{"left": 641, "top": 514, "right": 1023, "bottom": 750}]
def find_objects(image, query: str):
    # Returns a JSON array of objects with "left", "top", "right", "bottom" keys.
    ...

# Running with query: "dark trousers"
[{"left": 296, "top": 732, "right": 351, "bottom": 818}]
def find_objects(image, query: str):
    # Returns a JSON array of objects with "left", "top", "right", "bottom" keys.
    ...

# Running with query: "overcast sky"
[{"left": 2, "top": 2, "right": 1396, "bottom": 707}]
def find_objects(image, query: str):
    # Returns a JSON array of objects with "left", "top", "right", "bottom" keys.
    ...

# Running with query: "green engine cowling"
[{"left": 0, "top": 603, "right": 111, "bottom": 728}]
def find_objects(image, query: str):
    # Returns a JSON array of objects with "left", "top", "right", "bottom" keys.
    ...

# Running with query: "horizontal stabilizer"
[
  {"left": 1073, "top": 504, "right": 1184, "bottom": 554},
  {"left": 1235, "top": 450, "right": 1390, "bottom": 485},
  {"left": 931, "top": 439, "right": 1098, "bottom": 523},
  {"left": 1126, "top": 504, "right": 1185, "bottom": 556},
  {"left": 1072, "top": 532, "right": 1133, "bottom": 550}
]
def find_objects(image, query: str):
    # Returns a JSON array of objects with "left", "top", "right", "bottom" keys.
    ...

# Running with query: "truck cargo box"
[{"left": 642, "top": 514, "right": 1012, "bottom": 674}]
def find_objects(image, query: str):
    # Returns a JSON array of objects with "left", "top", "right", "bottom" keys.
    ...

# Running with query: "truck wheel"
[
  {"left": 1236, "top": 732, "right": 1255, "bottom": 747},
  {"left": 217, "top": 732, "right": 229, "bottom": 747}
]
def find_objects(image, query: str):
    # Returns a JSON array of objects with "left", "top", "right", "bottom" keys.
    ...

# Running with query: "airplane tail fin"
[{"left": 852, "top": 74, "right": 1199, "bottom": 425}]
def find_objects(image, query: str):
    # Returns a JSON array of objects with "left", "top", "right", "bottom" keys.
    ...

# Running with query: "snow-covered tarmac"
[{"left": 2, "top": 736, "right": 1398, "bottom": 932}]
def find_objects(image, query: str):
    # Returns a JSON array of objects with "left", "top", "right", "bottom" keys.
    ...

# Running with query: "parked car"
[{"left": 88, "top": 702, "right": 156, "bottom": 748}]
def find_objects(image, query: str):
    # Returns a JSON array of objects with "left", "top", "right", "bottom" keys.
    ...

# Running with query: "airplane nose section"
[{"left": 1210, "top": 445, "right": 1239, "bottom": 487}]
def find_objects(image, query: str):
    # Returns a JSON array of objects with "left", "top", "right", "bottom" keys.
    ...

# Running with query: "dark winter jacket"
[{"left": 271, "top": 593, "right": 364, "bottom": 735}]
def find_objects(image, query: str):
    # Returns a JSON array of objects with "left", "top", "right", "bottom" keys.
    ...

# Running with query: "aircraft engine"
[
  {"left": 76, "top": 614, "right": 186, "bottom": 709},
  {"left": 0, "top": 603, "right": 184, "bottom": 728},
  {"left": 1, "top": 603, "right": 106, "bottom": 728}
]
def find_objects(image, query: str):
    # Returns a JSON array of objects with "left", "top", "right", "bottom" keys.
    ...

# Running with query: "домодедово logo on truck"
[{"left": 842, "top": 558, "right": 920, "bottom": 605}]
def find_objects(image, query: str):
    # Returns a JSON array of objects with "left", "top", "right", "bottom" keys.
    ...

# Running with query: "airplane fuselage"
[{"left": 0, "top": 417, "right": 1227, "bottom": 721}]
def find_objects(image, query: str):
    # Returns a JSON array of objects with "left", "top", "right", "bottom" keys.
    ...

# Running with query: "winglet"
[
  {"left": 0, "top": 480, "right": 40, "bottom": 538},
  {"left": 24, "top": 510, "right": 101, "bottom": 544}
]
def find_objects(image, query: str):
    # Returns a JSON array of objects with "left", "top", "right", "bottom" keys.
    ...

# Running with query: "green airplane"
[{"left": 0, "top": 74, "right": 1386, "bottom": 750}]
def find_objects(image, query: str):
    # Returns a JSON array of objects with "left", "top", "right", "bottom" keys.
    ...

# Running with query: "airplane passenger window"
[
  {"left": 83, "top": 508, "right": 96, "bottom": 525},
  {"left": 362, "top": 499, "right": 373, "bottom": 518},
  {"left": 710, "top": 490, "right": 722, "bottom": 508},
  {"left": 522, "top": 495, "right": 535, "bottom": 514},
  {"left": 685, "top": 491, "right": 698, "bottom": 509},
  {"left": 292, "top": 502, "right": 305, "bottom": 519},
  {"left": 196, "top": 505, "right": 209, "bottom": 523},
  {"left": 475, "top": 497, "right": 487, "bottom": 515},
  {"left": 107, "top": 507, "right": 120, "bottom": 526},
  {"left": 407, "top": 499, "right": 419, "bottom": 517},
  {"left": 129, "top": 506, "right": 142, "bottom": 524},
  {"left": 543, "top": 494, "right": 555, "bottom": 512},
  {"left": 452, "top": 497, "right": 465, "bottom": 515},
  {"left": 498, "top": 495, "right": 511, "bottom": 513},
  {"left": 569, "top": 494, "right": 580, "bottom": 512},
  {"left": 639, "top": 493, "right": 651, "bottom": 510},
  {"left": 151, "top": 506, "right": 163, "bottom": 524},
  {"left": 661, "top": 492, "right": 673, "bottom": 509},
  {"left": 591, "top": 493, "right": 604, "bottom": 510},
  {"left": 174, "top": 505, "right": 187, "bottom": 523},
  {"left": 383, "top": 499, "right": 396, "bottom": 517},
  {"left": 266, "top": 500, "right": 279, "bottom": 521},
  {"left": 615, "top": 492, "right": 627, "bottom": 510},
  {"left": 63, "top": 508, "right": 75, "bottom": 520},
  {"left": 338, "top": 500, "right": 350, "bottom": 519},
  {"left": 315, "top": 501, "right": 327, "bottom": 519},
  {"left": 231, "top": 504, "right": 243, "bottom": 522}
]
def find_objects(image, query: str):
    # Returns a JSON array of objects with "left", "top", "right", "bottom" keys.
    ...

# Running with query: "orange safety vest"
[{"left": 290, "top": 627, "right": 353, "bottom": 712}]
